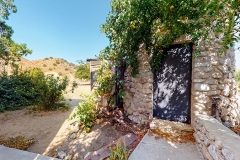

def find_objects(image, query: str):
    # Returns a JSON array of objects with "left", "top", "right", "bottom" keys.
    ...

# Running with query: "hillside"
[{"left": 19, "top": 57, "right": 77, "bottom": 77}]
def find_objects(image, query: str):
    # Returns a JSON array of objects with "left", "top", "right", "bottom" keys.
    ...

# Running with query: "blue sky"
[
  {"left": 5, "top": 0, "right": 240, "bottom": 69},
  {"left": 6, "top": 0, "right": 111, "bottom": 64}
]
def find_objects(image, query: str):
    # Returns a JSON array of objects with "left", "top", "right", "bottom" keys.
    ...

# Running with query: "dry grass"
[{"left": 20, "top": 57, "right": 77, "bottom": 76}]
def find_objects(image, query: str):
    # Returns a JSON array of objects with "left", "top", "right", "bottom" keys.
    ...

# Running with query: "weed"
[
  {"left": 108, "top": 141, "right": 131, "bottom": 160},
  {"left": 0, "top": 135, "right": 34, "bottom": 150}
]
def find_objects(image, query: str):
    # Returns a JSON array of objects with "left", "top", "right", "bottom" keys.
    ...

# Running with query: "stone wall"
[
  {"left": 191, "top": 35, "right": 240, "bottom": 127},
  {"left": 123, "top": 34, "right": 239, "bottom": 126},
  {"left": 123, "top": 44, "right": 153, "bottom": 124},
  {"left": 193, "top": 114, "right": 240, "bottom": 160}
]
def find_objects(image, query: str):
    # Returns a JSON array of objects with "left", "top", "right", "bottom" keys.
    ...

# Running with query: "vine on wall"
[{"left": 100, "top": 0, "right": 240, "bottom": 76}]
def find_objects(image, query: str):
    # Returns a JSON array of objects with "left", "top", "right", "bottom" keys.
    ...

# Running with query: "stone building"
[{"left": 123, "top": 34, "right": 240, "bottom": 127}]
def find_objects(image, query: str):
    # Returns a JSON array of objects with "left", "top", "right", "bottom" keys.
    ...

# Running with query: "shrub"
[
  {"left": 0, "top": 71, "right": 39, "bottom": 112},
  {"left": 53, "top": 63, "right": 57, "bottom": 66},
  {"left": 43, "top": 64, "right": 47, "bottom": 67},
  {"left": 32, "top": 75, "right": 70, "bottom": 110},
  {"left": 29, "top": 68, "right": 44, "bottom": 77},
  {"left": 58, "top": 72, "right": 63, "bottom": 76},
  {"left": 69, "top": 94, "right": 97, "bottom": 132},
  {"left": 49, "top": 68, "right": 53, "bottom": 71},
  {"left": 74, "top": 61, "right": 90, "bottom": 80},
  {"left": 108, "top": 142, "right": 131, "bottom": 160},
  {"left": 65, "top": 68, "right": 69, "bottom": 71}
]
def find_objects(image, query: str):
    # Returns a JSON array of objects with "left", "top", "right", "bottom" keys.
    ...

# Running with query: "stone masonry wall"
[
  {"left": 193, "top": 114, "right": 240, "bottom": 160},
  {"left": 123, "top": 34, "right": 239, "bottom": 126},
  {"left": 191, "top": 35, "right": 240, "bottom": 127},
  {"left": 123, "top": 44, "right": 153, "bottom": 124}
]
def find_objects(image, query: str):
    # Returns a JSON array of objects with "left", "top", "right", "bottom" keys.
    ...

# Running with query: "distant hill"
[{"left": 19, "top": 57, "right": 77, "bottom": 77}]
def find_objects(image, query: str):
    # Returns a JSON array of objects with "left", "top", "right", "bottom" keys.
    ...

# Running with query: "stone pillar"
[{"left": 123, "top": 44, "right": 153, "bottom": 124}]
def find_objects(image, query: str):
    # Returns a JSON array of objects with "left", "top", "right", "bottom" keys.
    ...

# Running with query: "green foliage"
[
  {"left": 101, "top": 0, "right": 240, "bottom": 75},
  {"left": 0, "top": 71, "right": 40, "bottom": 112},
  {"left": 0, "top": 1, "right": 32, "bottom": 65},
  {"left": 74, "top": 60, "right": 90, "bottom": 80},
  {"left": 32, "top": 75, "right": 70, "bottom": 110},
  {"left": 108, "top": 142, "right": 131, "bottom": 160},
  {"left": 95, "top": 60, "right": 115, "bottom": 103},
  {"left": 29, "top": 67, "right": 44, "bottom": 77},
  {"left": 69, "top": 94, "right": 97, "bottom": 132}
]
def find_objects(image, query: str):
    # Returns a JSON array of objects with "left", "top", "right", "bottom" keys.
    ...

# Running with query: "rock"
[
  {"left": 194, "top": 71, "right": 210, "bottom": 79},
  {"left": 64, "top": 155, "right": 72, "bottom": 160},
  {"left": 208, "top": 145, "right": 218, "bottom": 160},
  {"left": 202, "top": 145, "right": 214, "bottom": 160},
  {"left": 71, "top": 123, "right": 79, "bottom": 133},
  {"left": 194, "top": 62, "right": 211, "bottom": 67},
  {"left": 194, "top": 84, "right": 210, "bottom": 91},
  {"left": 212, "top": 72, "right": 223, "bottom": 79},
  {"left": 206, "top": 90, "right": 221, "bottom": 96},
  {"left": 214, "top": 140, "right": 222, "bottom": 150},
  {"left": 222, "top": 147, "right": 235, "bottom": 160},
  {"left": 206, "top": 79, "right": 218, "bottom": 85},
  {"left": 193, "top": 79, "right": 204, "bottom": 83},
  {"left": 218, "top": 65, "right": 229, "bottom": 73},
  {"left": 70, "top": 133, "right": 76, "bottom": 140},
  {"left": 130, "top": 88, "right": 135, "bottom": 93},
  {"left": 58, "top": 151, "right": 66, "bottom": 159},
  {"left": 222, "top": 85, "right": 230, "bottom": 96},
  {"left": 203, "top": 67, "right": 213, "bottom": 72},
  {"left": 195, "top": 95, "right": 210, "bottom": 104}
]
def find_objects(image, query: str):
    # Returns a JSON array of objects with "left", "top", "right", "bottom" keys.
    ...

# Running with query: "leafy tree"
[
  {"left": 0, "top": 0, "right": 32, "bottom": 65},
  {"left": 101, "top": 0, "right": 240, "bottom": 75},
  {"left": 74, "top": 60, "right": 90, "bottom": 80}
]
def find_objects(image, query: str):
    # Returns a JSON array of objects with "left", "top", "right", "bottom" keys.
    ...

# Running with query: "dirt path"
[{"left": 0, "top": 84, "right": 126, "bottom": 159}]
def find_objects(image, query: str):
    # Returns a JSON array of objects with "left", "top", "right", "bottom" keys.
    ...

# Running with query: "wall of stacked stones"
[
  {"left": 123, "top": 36, "right": 239, "bottom": 126},
  {"left": 193, "top": 114, "right": 240, "bottom": 160},
  {"left": 123, "top": 44, "right": 153, "bottom": 124},
  {"left": 191, "top": 36, "right": 239, "bottom": 127}
]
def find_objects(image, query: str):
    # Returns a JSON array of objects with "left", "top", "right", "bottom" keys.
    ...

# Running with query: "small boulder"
[{"left": 58, "top": 151, "right": 66, "bottom": 159}]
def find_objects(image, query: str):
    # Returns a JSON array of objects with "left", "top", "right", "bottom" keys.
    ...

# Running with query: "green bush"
[
  {"left": 32, "top": 75, "right": 70, "bottom": 110},
  {"left": 69, "top": 94, "right": 97, "bottom": 132},
  {"left": 74, "top": 61, "right": 90, "bottom": 80},
  {"left": 0, "top": 72, "right": 39, "bottom": 112},
  {"left": 0, "top": 67, "right": 75, "bottom": 112}
]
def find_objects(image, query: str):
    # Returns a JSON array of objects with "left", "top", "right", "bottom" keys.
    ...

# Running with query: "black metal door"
[{"left": 153, "top": 44, "right": 192, "bottom": 123}]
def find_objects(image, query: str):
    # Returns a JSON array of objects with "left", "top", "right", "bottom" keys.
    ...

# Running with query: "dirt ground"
[{"left": 0, "top": 83, "right": 127, "bottom": 160}]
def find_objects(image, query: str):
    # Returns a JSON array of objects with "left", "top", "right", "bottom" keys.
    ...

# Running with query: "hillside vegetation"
[{"left": 19, "top": 57, "right": 77, "bottom": 77}]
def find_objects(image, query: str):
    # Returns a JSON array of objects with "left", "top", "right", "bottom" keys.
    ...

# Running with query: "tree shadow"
[{"left": 153, "top": 44, "right": 192, "bottom": 123}]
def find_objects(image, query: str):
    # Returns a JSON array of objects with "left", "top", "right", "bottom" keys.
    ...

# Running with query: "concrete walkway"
[
  {"left": 129, "top": 132, "right": 203, "bottom": 160},
  {"left": 0, "top": 145, "right": 60, "bottom": 160}
]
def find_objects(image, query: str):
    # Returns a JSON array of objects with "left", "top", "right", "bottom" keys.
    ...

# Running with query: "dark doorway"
[{"left": 153, "top": 44, "right": 192, "bottom": 123}]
